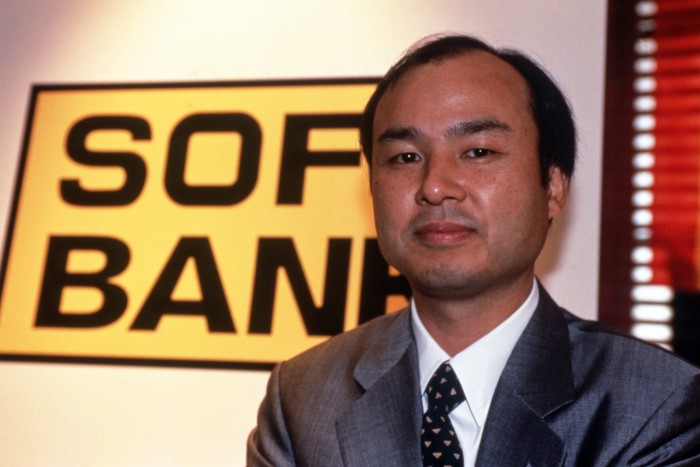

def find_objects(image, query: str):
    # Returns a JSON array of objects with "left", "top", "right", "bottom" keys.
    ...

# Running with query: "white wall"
[{"left": 0, "top": 0, "right": 607, "bottom": 465}]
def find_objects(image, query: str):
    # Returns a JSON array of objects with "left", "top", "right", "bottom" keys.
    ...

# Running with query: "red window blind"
[
  {"left": 600, "top": 0, "right": 700, "bottom": 362},
  {"left": 649, "top": 0, "right": 700, "bottom": 292}
]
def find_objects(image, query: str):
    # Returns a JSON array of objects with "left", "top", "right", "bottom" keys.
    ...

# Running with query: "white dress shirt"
[{"left": 412, "top": 279, "right": 539, "bottom": 467}]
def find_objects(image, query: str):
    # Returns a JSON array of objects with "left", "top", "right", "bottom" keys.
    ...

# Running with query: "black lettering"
[
  {"left": 358, "top": 238, "right": 411, "bottom": 324},
  {"left": 61, "top": 116, "right": 150, "bottom": 206},
  {"left": 248, "top": 237, "right": 350, "bottom": 335},
  {"left": 131, "top": 237, "right": 235, "bottom": 332},
  {"left": 165, "top": 113, "right": 261, "bottom": 205},
  {"left": 36, "top": 236, "right": 129, "bottom": 327},
  {"left": 276, "top": 114, "right": 361, "bottom": 204}
]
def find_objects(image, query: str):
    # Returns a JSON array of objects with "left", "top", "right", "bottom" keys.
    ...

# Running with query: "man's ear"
[{"left": 547, "top": 166, "right": 568, "bottom": 221}]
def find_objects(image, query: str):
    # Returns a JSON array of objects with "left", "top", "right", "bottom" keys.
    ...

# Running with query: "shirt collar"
[{"left": 412, "top": 278, "right": 539, "bottom": 426}]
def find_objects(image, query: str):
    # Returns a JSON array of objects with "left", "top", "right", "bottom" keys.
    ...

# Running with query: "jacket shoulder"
[
  {"left": 550, "top": 309, "right": 700, "bottom": 464},
  {"left": 259, "top": 310, "right": 413, "bottom": 466},
  {"left": 563, "top": 309, "right": 700, "bottom": 385},
  {"left": 280, "top": 309, "right": 410, "bottom": 383}
]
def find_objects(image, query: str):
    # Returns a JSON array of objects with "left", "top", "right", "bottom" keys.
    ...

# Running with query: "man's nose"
[{"left": 415, "top": 155, "right": 467, "bottom": 206}]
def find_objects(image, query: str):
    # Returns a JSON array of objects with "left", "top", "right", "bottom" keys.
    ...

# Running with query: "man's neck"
[{"left": 412, "top": 275, "right": 535, "bottom": 356}]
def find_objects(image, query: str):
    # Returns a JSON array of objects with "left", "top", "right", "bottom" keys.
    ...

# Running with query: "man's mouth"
[{"left": 414, "top": 221, "right": 474, "bottom": 244}]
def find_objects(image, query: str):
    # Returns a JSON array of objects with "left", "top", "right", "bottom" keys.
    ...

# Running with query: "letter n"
[{"left": 248, "top": 238, "right": 350, "bottom": 336}]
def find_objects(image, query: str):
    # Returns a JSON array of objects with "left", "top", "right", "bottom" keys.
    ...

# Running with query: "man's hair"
[{"left": 359, "top": 34, "right": 577, "bottom": 185}]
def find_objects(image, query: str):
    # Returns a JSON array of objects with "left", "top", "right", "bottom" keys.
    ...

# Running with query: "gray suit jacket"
[{"left": 247, "top": 286, "right": 700, "bottom": 466}]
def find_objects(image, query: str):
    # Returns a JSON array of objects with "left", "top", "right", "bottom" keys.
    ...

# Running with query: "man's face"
[{"left": 370, "top": 51, "right": 567, "bottom": 300}]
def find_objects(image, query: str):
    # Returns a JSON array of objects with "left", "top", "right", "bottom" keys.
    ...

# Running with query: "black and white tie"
[{"left": 421, "top": 361, "right": 466, "bottom": 467}]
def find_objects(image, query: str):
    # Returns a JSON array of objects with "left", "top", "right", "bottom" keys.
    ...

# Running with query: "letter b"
[{"left": 36, "top": 236, "right": 129, "bottom": 328}]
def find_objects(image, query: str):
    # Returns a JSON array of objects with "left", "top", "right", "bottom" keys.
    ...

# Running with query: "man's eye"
[
  {"left": 465, "top": 148, "right": 494, "bottom": 158},
  {"left": 392, "top": 152, "right": 422, "bottom": 164}
]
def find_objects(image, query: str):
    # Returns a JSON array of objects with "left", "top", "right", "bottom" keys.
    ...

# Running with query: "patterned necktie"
[{"left": 421, "top": 361, "right": 466, "bottom": 467}]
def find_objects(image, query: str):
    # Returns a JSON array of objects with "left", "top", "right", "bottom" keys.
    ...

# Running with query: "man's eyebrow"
[
  {"left": 445, "top": 118, "right": 512, "bottom": 139},
  {"left": 376, "top": 126, "right": 424, "bottom": 144}
]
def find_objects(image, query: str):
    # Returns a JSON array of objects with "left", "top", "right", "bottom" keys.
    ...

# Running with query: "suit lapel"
[
  {"left": 476, "top": 285, "right": 575, "bottom": 467},
  {"left": 336, "top": 310, "right": 423, "bottom": 467}
]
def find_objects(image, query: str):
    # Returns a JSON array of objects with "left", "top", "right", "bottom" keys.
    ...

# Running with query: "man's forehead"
[
  {"left": 379, "top": 52, "right": 530, "bottom": 107},
  {"left": 391, "top": 49, "right": 522, "bottom": 87},
  {"left": 372, "top": 50, "right": 537, "bottom": 146},
  {"left": 373, "top": 51, "right": 534, "bottom": 133}
]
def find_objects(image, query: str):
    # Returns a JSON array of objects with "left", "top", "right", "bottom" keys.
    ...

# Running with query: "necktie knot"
[{"left": 425, "top": 362, "right": 465, "bottom": 414}]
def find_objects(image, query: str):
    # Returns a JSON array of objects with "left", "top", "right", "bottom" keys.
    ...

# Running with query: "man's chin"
[{"left": 408, "top": 269, "right": 487, "bottom": 299}]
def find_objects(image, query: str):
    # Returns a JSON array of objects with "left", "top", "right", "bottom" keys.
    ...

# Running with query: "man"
[{"left": 247, "top": 34, "right": 700, "bottom": 466}]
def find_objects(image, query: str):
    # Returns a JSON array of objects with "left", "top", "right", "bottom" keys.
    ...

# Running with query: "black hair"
[{"left": 359, "top": 34, "right": 576, "bottom": 185}]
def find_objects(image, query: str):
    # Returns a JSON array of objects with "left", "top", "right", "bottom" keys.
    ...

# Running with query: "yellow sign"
[{"left": 0, "top": 80, "right": 410, "bottom": 369}]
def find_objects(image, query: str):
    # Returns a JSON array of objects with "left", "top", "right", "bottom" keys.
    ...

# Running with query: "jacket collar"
[
  {"left": 500, "top": 284, "right": 575, "bottom": 415},
  {"left": 476, "top": 283, "right": 575, "bottom": 466},
  {"left": 336, "top": 310, "right": 423, "bottom": 467},
  {"left": 352, "top": 309, "right": 416, "bottom": 390}
]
